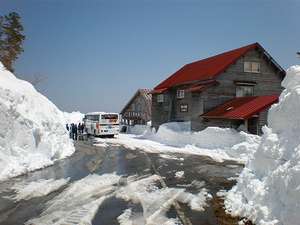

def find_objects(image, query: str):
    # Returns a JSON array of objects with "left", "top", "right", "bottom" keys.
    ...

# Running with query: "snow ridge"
[
  {"left": 0, "top": 62, "right": 75, "bottom": 181},
  {"left": 225, "top": 65, "right": 300, "bottom": 225}
]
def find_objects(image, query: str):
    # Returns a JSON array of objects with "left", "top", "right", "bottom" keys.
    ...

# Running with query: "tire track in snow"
[
  {"left": 25, "top": 173, "right": 120, "bottom": 225},
  {"left": 142, "top": 152, "right": 193, "bottom": 225}
]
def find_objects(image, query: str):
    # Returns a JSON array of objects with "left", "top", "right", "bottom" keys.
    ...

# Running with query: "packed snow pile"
[
  {"left": 63, "top": 111, "right": 84, "bottom": 124},
  {"left": 126, "top": 124, "right": 152, "bottom": 135},
  {"left": 145, "top": 122, "right": 255, "bottom": 149},
  {"left": 143, "top": 122, "right": 260, "bottom": 160},
  {"left": 0, "top": 62, "right": 75, "bottom": 181},
  {"left": 96, "top": 121, "right": 260, "bottom": 162},
  {"left": 224, "top": 65, "right": 300, "bottom": 225}
]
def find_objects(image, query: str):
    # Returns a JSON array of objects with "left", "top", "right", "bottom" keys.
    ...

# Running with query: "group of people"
[{"left": 66, "top": 123, "right": 85, "bottom": 140}]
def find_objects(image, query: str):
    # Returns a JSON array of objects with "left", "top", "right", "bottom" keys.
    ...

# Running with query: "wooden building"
[
  {"left": 151, "top": 43, "right": 285, "bottom": 135},
  {"left": 121, "top": 89, "right": 152, "bottom": 126}
]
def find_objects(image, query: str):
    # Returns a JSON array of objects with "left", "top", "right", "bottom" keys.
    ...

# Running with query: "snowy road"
[{"left": 0, "top": 139, "right": 243, "bottom": 225}]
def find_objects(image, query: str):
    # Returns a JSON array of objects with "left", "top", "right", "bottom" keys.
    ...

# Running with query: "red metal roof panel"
[
  {"left": 201, "top": 95, "right": 279, "bottom": 120},
  {"left": 149, "top": 88, "right": 168, "bottom": 94},
  {"left": 154, "top": 43, "right": 260, "bottom": 90},
  {"left": 186, "top": 80, "right": 218, "bottom": 93}
]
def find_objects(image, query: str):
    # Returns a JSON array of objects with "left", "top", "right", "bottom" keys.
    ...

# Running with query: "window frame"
[
  {"left": 180, "top": 104, "right": 188, "bottom": 112},
  {"left": 236, "top": 85, "right": 254, "bottom": 97},
  {"left": 157, "top": 94, "right": 164, "bottom": 103},
  {"left": 244, "top": 61, "right": 261, "bottom": 73},
  {"left": 176, "top": 89, "right": 185, "bottom": 99}
]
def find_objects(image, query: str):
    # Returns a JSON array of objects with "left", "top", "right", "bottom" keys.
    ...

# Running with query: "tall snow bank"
[
  {"left": 143, "top": 122, "right": 260, "bottom": 160},
  {"left": 63, "top": 111, "right": 84, "bottom": 124},
  {"left": 0, "top": 62, "right": 75, "bottom": 181},
  {"left": 225, "top": 65, "right": 300, "bottom": 225}
]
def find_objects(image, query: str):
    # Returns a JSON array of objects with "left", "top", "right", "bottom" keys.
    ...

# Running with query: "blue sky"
[{"left": 1, "top": 0, "right": 299, "bottom": 113}]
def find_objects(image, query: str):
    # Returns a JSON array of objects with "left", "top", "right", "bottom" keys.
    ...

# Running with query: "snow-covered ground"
[
  {"left": 8, "top": 178, "right": 69, "bottom": 201},
  {"left": 1, "top": 55, "right": 299, "bottom": 225},
  {"left": 96, "top": 65, "right": 300, "bottom": 225},
  {"left": 96, "top": 123, "right": 260, "bottom": 163},
  {"left": 116, "top": 174, "right": 212, "bottom": 225},
  {"left": 25, "top": 173, "right": 120, "bottom": 225},
  {"left": 63, "top": 111, "right": 84, "bottom": 124},
  {"left": 0, "top": 62, "right": 75, "bottom": 181},
  {"left": 224, "top": 65, "right": 300, "bottom": 225},
  {"left": 20, "top": 173, "right": 212, "bottom": 225}
]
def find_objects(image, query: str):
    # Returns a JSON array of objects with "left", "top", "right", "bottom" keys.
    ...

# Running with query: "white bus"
[{"left": 84, "top": 112, "right": 120, "bottom": 137}]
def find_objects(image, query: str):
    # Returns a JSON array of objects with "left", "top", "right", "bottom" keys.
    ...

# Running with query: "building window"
[
  {"left": 236, "top": 85, "right": 254, "bottom": 97},
  {"left": 244, "top": 62, "right": 260, "bottom": 73},
  {"left": 180, "top": 104, "right": 188, "bottom": 112},
  {"left": 157, "top": 94, "right": 164, "bottom": 103},
  {"left": 177, "top": 90, "right": 185, "bottom": 99}
]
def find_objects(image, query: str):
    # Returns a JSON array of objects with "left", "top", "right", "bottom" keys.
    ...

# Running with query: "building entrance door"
[{"left": 247, "top": 117, "right": 259, "bottom": 134}]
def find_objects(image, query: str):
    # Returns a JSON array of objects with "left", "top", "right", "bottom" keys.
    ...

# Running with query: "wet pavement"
[{"left": 0, "top": 138, "right": 244, "bottom": 225}]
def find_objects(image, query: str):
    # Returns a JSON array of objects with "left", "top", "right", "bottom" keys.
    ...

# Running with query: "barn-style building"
[
  {"left": 151, "top": 43, "right": 285, "bottom": 135},
  {"left": 120, "top": 89, "right": 152, "bottom": 126}
]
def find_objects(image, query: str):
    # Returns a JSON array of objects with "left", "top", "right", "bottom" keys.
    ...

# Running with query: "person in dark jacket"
[
  {"left": 78, "top": 123, "right": 82, "bottom": 135},
  {"left": 74, "top": 124, "right": 78, "bottom": 140},
  {"left": 70, "top": 123, "right": 75, "bottom": 140},
  {"left": 70, "top": 123, "right": 73, "bottom": 139},
  {"left": 82, "top": 123, "right": 85, "bottom": 134}
]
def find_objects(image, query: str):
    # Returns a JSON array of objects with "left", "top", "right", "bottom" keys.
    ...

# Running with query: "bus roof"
[{"left": 85, "top": 112, "right": 119, "bottom": 116}]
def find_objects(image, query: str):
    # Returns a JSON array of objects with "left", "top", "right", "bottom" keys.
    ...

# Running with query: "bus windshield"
[
  {"left": 85, "top": 115, "right": 99, "bottom": 121},
  {"left": 101, "top": 114, "right": 118, "bottom": 120}
]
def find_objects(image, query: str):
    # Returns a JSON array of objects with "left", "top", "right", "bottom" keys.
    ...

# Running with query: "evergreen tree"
[
  {"left": 0, "top": 12, "right": 25, "bottom": 72},
  {"left": 0, "top": 16, "right": 5, "bottom": 62}
]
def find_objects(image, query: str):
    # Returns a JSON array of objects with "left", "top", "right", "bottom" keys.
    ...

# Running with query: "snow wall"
[
  {"left": 142, "top": 122, "right": 260, "bottom": 160},
  {"left": 225, "top": 65, "right": 300, "bottom": 225},
  {"left": 0, "top": 62, "right": 75, "bottom": 181}
]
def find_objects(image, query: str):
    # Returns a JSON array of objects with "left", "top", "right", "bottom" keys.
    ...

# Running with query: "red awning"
[
  {"left": 200, "top": 95, "right": 278, "bottom": 120},
  {"left": 150, "top": 88, "right": 168, "bottom": 94}
]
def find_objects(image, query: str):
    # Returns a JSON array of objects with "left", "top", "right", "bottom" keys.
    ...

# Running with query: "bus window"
[
  {"left": 87, "top": 115, "right": 99, "bottom": 121},
  {"left": 101, "top": 114, "right": 118, "bottom": 120}
]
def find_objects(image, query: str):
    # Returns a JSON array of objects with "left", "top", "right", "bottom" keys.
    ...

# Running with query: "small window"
[
  {"left": 236, "top": 85, "right": 254, "bottom": 97},
  {"left": 244, "top": 62, "right": 260, "bottom": 73},
  {"left": 177, "top": 90, "right": 185, "bottom": 99},
  {"left": 101, "top": 114, "right": 118, "bottom": 120},
  {"left": 180, "top": 104, "right": 188, "bottom": 112},
  {"left": 157, "top": 94, "right": 164, "bottom": 103}
]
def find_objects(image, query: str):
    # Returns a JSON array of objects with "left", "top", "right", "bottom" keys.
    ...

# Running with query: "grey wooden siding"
[
  {"left": 152, "top": 93, "right": 171, "bottom": 129},
  {"left": 122, "top": 91, "right": 152, "bottom": 125}
]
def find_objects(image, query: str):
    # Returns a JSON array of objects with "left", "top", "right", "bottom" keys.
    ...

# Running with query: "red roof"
[
  {"left": 201, "top": 95, "right": 278, "bottom": 120},
  {"left": 185, "top": 80, "right": 218, "bottom": 93},
  {"left": 150, "top": 87, "right": 168, "bottom": 94},
  {"left": 154, "top": 43, "right": 260, "bottom": 90}
]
